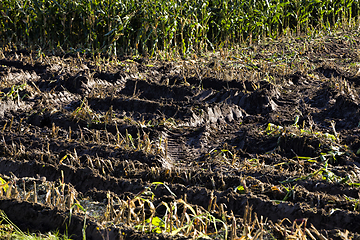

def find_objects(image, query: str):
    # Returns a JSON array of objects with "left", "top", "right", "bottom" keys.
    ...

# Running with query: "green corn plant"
[{"left": 2, "top": 0, "right": 360, "bottom": 55}]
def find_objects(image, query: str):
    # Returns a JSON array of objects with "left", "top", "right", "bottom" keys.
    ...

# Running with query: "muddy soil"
[{"left": 2, "top": 33, "right": 360, "bottom": 239}]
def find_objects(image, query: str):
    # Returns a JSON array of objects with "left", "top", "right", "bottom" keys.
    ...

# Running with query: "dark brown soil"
[{"left": 2, "top": 32, "right": 360, "bottom": 239}]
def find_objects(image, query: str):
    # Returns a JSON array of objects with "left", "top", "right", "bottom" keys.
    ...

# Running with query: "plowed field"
[{"left": 2, "top": 34, "right": 360, "bottom": 239}]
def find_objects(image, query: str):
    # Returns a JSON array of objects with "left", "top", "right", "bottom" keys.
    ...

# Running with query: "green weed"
[{"left": 0, "top": 83, "right": 28, "bottom": 103}]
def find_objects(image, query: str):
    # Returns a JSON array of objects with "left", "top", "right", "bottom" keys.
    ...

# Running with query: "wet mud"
[{"left": 2, "top": 34, "right": 360, "bottom": 239}]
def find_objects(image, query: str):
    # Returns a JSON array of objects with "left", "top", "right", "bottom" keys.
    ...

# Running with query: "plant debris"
[{"left": 1, "top": 31, "right": 360, "bottom": 239}]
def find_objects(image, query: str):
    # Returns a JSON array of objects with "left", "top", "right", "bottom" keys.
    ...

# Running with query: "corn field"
[{"left": 0, "top": 0, "right": 360, "bottom": 55}]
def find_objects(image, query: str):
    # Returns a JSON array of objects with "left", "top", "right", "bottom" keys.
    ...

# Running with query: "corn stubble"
[
  {"left": 0, "top": 174, "right": 336, "bottom": 239},
  {"left": 0, "top": 41, "right": 359, "bottom": 238}
]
